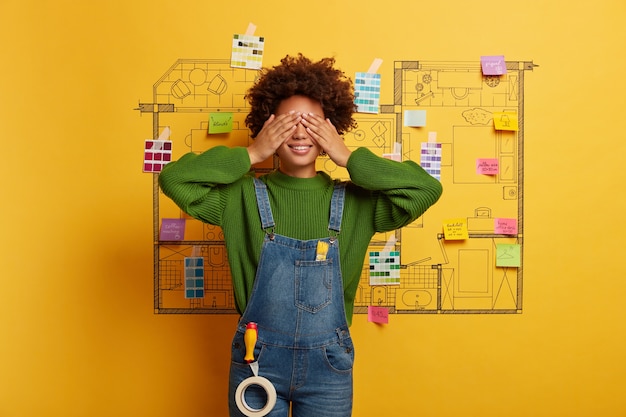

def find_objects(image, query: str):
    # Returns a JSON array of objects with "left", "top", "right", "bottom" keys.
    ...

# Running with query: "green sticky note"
[
  {"left": 208, "top": 112, "right": 233, "bottom": 134},
  {"left": 496, "top": 244, "right": 521, "bottom": 267}
]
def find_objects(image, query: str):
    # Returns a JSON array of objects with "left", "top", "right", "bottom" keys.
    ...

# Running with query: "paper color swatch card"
[
  {"left": 184, "top": 257, "right": 205, "bottom": 299},
  {"left": 231, "top": 34, "right": 264, "bottom": 69},
  {"left": 421, "top": 142, "right": 442, "bottom": 180},
  {"left": 143, "top": 139, "right": 172, "bottom": 173},
  {"left": 354, "top": 72, "right": 381, "bottom": 113},
  {"left": 369, "top": 251, "right": 401, "bottom": 285}
]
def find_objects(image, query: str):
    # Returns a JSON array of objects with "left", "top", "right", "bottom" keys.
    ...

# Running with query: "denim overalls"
[{"left": 228, "top": 178, "right": 354, "bottom": 417}]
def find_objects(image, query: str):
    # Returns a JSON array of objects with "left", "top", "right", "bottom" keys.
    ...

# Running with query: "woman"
[{"left": 158, "top": 54, "right": 443, "bottom": 417}]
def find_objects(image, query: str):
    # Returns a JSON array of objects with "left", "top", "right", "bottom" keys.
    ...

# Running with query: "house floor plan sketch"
[{"left": 137, "top": 58, "right": 535, "bottom": 315}]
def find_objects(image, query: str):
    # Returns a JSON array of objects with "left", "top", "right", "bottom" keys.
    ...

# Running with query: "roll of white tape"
[{"left": 235, "top": 375, "right": 277, "bottom": 417}]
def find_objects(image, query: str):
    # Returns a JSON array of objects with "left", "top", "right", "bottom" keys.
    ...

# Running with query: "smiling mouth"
[{"left": 288, "top": 145, "right": 312, "bottom": 151}]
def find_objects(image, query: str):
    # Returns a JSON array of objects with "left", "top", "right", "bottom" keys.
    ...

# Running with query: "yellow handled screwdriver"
[{"left": 244, "top": 322, "right": 258, "bottom": 363}]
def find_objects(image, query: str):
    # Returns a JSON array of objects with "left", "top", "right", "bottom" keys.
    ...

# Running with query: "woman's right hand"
[{"left": 247, "top": 111, "right": 302, "bottom": 165}]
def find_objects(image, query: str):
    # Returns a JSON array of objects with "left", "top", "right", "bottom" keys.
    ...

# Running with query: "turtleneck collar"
[{"left": 265, "top": 170, "right": 332, "bottom": 191}]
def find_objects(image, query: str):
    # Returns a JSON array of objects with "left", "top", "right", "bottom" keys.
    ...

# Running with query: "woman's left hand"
[{"left": 301, "top": 113, "right": 352, "bottom": 167}]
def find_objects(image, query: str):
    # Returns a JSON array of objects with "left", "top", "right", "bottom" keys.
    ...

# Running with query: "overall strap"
[
  {"left": 254, "top": 177, "right": 346, "bottom": 235},
  {"left": 328, "top": 182, "right": 346, "bottom": 235},
  {"left": 253, "top": 178, "right": 275, "bottom": 232}
]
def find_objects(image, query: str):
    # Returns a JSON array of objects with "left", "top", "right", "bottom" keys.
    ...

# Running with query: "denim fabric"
[{"left": 228, "top": 179, "right": 353, "bottom": 417}]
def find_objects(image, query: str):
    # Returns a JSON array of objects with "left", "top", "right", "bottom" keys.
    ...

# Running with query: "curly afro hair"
[{"left": 245, "top": 54, "right": 357, "bottom": 138}]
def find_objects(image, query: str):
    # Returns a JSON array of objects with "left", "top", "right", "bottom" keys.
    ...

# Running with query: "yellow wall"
[{"left": 1, "top": 0, "right": 625, "bottom": 416}]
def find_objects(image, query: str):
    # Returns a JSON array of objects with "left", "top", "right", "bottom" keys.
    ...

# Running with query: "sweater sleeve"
[
  {"left": 157, "top": 146, "right": 252, "bottom": 225},
  {"left": 346, "top": 147, "right": 443, "bottom": 232}
]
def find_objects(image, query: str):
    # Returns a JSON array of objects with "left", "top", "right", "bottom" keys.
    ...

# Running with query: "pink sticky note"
[
  {"left": 476, "top": 158, "right": 499, "bottom": 175},
  {"left": 481, "top": 55, "right": 507, "bottom": 75},
  {"left": 495, "top": 218, "right": 518, "bottom": 235},
  {"left": 368, "top": 306, "right": 389, "bottom": 324}
]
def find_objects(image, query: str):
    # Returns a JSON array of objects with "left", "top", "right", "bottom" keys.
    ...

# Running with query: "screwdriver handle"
[{"left": 243, "top": 322, "right": 258, "bottom": 363}]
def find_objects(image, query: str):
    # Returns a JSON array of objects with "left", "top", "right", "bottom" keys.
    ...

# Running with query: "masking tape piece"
[
  {"left": 158, "top": 126, "right": 170, "bottom": 141},
  {"left": 367, "top": 58, "right": 383, "bottom": 73},
  {"left": 245, "top": 22, "right": 256, "bottom": 36},
  {"left": 235, "top": 376, "right": 277, "bottom": 417},
  {"left": 383, "top": 234, "right": 397, "bottom": 252}
]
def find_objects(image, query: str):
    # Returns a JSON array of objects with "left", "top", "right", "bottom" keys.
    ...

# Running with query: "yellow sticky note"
[
  {"left": 493, "top": 111, "right": 518, "bottom": 131},
  {"left": 443, "top": 218, "right": 469, "bottom": 240},
  {"left": 496, "top": 244, "right": 521, "bottom": 267}
]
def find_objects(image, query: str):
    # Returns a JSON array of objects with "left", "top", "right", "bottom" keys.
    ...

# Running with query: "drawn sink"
[{"left": 397, "top": 289, "right": 433, "bottom": 310}]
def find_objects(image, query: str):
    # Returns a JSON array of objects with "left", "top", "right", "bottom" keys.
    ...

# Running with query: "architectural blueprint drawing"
[{"left": 137, "top": 58, "right": 536, "bottom": 314}]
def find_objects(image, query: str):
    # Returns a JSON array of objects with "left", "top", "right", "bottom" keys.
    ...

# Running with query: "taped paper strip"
[
  {"left": 367, "top": 58, "right": 383, "bottom": 74},
  {"left": 245, "top": 22, "right": 256, "bottom": 36},
  {"left": 383, "top": 234, "right": 397, "bottom": 252},
  {"left": 158, "top": 126, "right": 171, "bottom": 141},
  {"left": 383, "top": 142, "right": 402, "bottom": 161}
]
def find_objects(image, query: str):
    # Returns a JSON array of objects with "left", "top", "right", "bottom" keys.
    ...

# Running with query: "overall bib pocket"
[{"left": 294, "top": 259, "right": 333, "bottom": 313}]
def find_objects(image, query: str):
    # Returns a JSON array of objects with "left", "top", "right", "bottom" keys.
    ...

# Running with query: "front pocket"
[{"left": 294, "top": 259, "right": 333, "bottom": 313}]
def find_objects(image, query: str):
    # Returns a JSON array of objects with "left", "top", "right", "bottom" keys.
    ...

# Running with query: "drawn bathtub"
[{"left": 396, "top": 289, "right": 435, "bottom": 310}]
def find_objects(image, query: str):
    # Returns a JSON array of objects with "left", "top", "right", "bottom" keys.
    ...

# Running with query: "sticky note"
[
  {"left": 369, "top": 251, "right": 401, "bottom": 285},
  {"left": 495, "top": 218, "right": 518, "bottom": 235},
  {"left": 443, "top": 218, "right": 469, "bottom": 240},
  {"left": 368, "top": 306, "right": 389, "bottom": 324},
  {"left": 496, "top": 244, "right": 521, "bottom": 267},
  {"left": 208, "top": 112, "right": 233, "bottom": 134},
  {"left": 404, "top": 110, "right": 426, "bottom": 127},
  {"left": 493, "top": 111, "right": 518, "bottom": 131},
  {"left": 476, "top": 158, "right": 499, "bottom": 175},
  {"left": 160, "top": 218, "right": 185, "bottom": 240},
  {"left": 481, "top": 55, "right": 507, "bottom": 75}
]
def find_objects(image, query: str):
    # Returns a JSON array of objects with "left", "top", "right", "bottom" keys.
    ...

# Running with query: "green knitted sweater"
[{"left": 158, "top": 146, "right": 442, "bottom": 325}]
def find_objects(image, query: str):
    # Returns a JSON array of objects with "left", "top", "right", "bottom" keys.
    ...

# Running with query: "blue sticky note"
[{"left": 404, "top": 110, "right": 426, "bottom": 127}]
